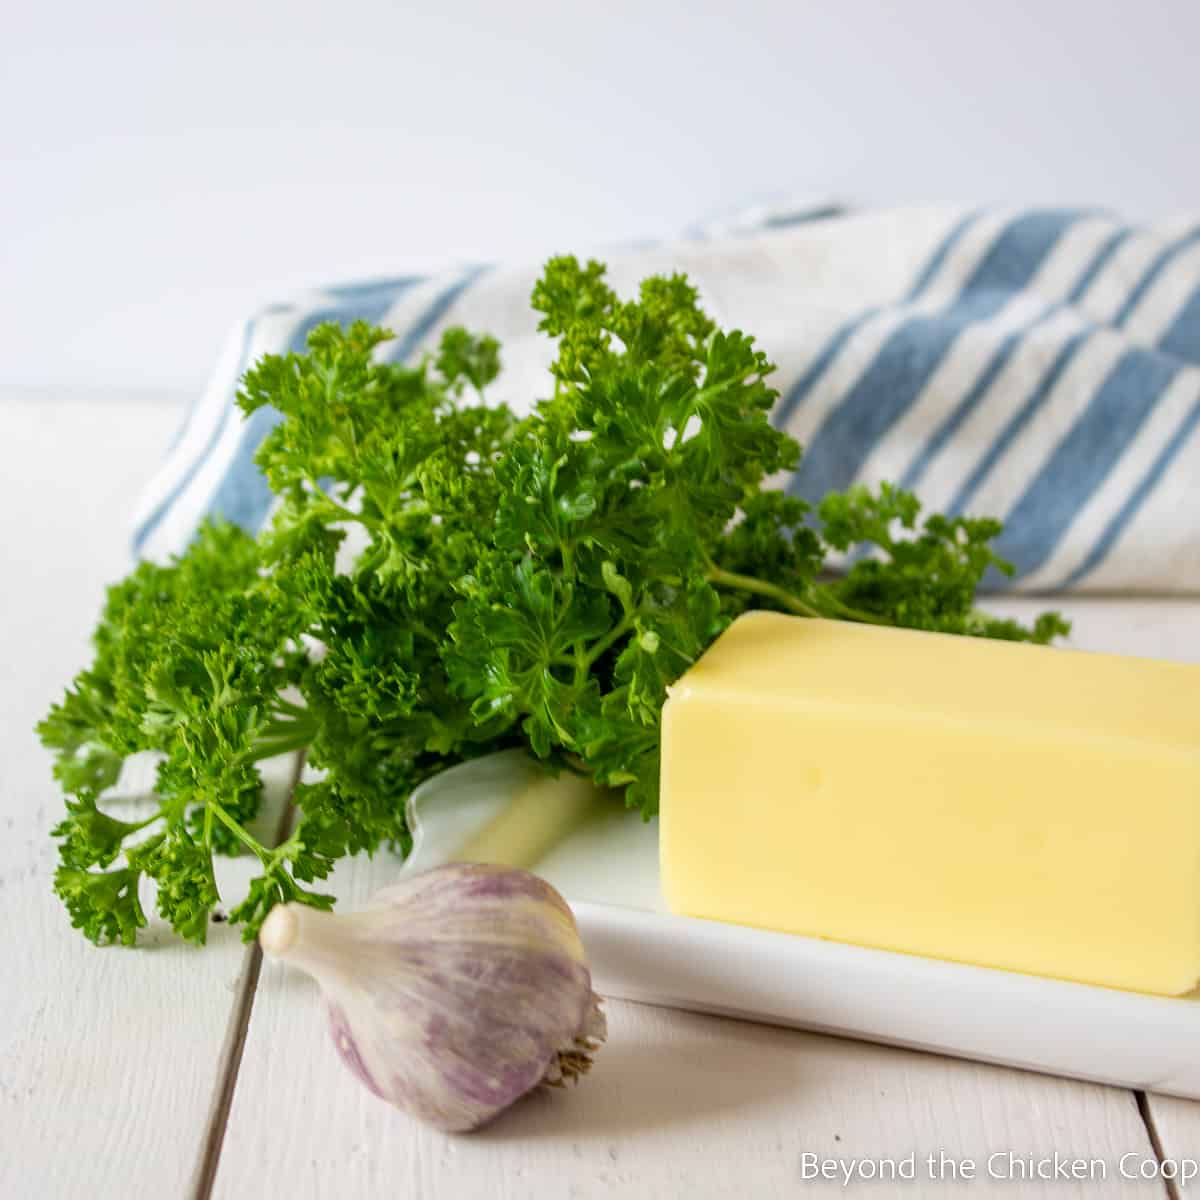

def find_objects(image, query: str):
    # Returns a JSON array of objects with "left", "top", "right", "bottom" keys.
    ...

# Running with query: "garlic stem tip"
[{"left": 259, "top": 903, "right": 299, "bottom": 959}]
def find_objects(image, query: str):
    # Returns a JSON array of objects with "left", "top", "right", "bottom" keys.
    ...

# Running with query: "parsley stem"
[
  {"left": 308, "top": 478, "right": 377, "bottom": 530},
  {"left": 706, "top": 563, "right": 898, "bottom": 628},
  {"left": 704, "top": 565, "right": 823, "bottom": 619},
  {"left": 806, "top": 587, "right": 895, "bottom": 627},
  {"left": 407, "top": 619, "right": 441, "bottom": 644},
  {"left": 250, "top": 712, "right": 317, "bottom": 762},
  {"left": 248, "top": 732, "right": 315, "bottom": 763},
  {"left": 582, "top": 613, "right": 635, "bottom": 668},
  {"left": 119, "top": 811, "right": 165, "bottom": 837},
  {"left": 208, "top": 801, "right": 271, "bottom": 862}
]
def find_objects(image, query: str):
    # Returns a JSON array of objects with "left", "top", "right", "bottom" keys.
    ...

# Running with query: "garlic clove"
[{"left": 259, "top": 862, "right": 606, "bottom": 1132}]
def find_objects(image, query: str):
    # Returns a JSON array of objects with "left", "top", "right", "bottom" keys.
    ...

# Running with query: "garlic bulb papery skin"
[{"left": 258, "top": 862, "right": 607, "bottom": 1132}]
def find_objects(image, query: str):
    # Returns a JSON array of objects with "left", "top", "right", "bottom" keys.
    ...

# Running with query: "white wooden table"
[{"left": 2, "top": 394, "right": 1198, "bottom": 1199}]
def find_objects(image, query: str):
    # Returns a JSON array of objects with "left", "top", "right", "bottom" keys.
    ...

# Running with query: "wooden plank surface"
[
  {"left": 0, "top": 399, "right": 294, "bottom": 1197},
  {"left": 1141, "top": 1095, "right": 1200, "bottom": 1193}
]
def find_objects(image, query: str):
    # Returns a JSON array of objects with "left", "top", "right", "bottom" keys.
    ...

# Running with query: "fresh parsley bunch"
[{"left": 40, "top": 258, "right": 1068, "bottom": 948}]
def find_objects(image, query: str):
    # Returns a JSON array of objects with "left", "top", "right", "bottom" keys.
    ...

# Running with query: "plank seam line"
[
  {"left": 1135, "top": 1091, "right": 1179, "bottom": 1200},
  {"left": 189, "top": 750, "right": 305, "bottom": 1200}
]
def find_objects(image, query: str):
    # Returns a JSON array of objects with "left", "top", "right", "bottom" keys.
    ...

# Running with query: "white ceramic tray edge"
[{"left": 573, "top": 901, "right": 1200, "bottom": 1100}]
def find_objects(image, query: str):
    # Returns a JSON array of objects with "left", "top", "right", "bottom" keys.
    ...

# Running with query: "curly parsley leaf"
[{"left": 54, "top": 865, "right": 147, "bottom": 947}]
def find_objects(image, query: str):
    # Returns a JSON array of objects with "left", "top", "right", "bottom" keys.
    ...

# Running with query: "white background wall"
[{"left": 4, "top": 0, "right": 1197, "bottom": 398}]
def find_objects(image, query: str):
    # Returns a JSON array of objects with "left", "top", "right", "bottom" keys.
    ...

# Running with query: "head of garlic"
[{"left": 258, "top": 862, "right": 606, "bottom": 1132}]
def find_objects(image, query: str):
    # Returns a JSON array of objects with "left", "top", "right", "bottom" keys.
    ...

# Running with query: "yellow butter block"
[{"left": 659, "top": 611, "right": 1200, "bottom": 996}]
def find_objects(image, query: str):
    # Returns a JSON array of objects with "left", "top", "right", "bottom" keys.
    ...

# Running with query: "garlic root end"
[{"left": 541, "top": 993, "right": 607, "bottom": 1090}]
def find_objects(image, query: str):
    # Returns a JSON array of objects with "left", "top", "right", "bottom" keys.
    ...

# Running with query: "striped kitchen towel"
[{"left": 134, "top": 206, "right": 1200, "bottom": 593}]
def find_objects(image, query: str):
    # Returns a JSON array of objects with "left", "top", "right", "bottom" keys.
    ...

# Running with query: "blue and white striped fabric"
[{"left": 135, "top": 207, "right": 1200, "bottom": 593}]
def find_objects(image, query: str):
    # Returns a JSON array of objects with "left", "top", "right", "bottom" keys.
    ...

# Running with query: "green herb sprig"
[{"left": 39, "top": 257, "right": 1068, "bottom": 947}]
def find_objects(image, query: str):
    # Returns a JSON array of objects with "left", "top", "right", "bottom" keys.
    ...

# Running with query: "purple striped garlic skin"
[{"left": 259, "top": 863, "right": 606, "bottom": 1132}]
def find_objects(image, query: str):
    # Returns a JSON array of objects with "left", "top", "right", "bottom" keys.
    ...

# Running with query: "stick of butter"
[{"left": 659, "top": 611, "right": 1200, "bottom": 996}]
